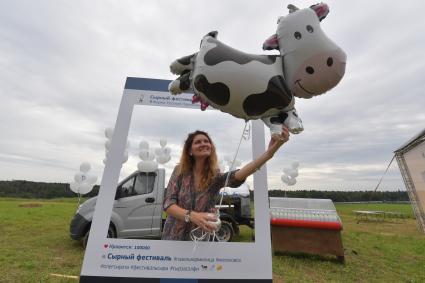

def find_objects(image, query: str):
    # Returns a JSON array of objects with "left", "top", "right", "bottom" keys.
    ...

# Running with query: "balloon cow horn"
[{"left": 287, "top": 4, "right": 299, "bottom": 13}]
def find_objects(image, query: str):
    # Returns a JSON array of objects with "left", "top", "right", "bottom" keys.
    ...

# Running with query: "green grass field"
[{"left": 0, "top": 198, "right": 424, "bottom": 282}]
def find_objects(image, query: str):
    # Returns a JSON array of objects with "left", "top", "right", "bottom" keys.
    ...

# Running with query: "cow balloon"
[{"left": 169, "top": 3, "right": 346, "bottom": 135}]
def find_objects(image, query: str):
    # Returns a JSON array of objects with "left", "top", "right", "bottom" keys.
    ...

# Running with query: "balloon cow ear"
[
  {"left": 310, "top": 3, "right": 329, "bottom": 21},
  {"left": 263, "top": 34, "right": 279, "bottom": 50}
]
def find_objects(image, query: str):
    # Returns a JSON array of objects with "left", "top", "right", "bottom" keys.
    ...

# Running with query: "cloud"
[{"left": 0, "top": 0, "right": 424, "bottom": 192}]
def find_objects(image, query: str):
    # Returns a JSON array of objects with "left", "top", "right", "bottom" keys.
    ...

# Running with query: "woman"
[{"left": 162, "top": 126, "right": 289, "bottom": 241}]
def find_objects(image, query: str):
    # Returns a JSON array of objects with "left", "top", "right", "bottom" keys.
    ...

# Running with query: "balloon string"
[
  {"left": 76, "top": 193, "right": 81, "bottom": 211},
  {"left": 218, "top": 121, "right": 250, "bottom": 208}
]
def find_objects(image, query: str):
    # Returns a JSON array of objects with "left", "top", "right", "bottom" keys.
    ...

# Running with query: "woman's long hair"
[{"left": 177, "top": 130, "right": 218, "bottom": 191}]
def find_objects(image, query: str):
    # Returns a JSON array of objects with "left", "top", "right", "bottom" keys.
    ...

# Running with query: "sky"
[{"left": 0, "top": 0, "right": 424, "bottom": 191}]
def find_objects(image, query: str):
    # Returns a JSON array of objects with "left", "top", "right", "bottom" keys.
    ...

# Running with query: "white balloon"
[
  {"left": 283, "top": 168, "right": 298, "bottom": 178},
  {"left": 281, "top": 174, "right": 290, "bottom": 184},
  {"left": 289, "top": 170, "right": 298, "bottom": 178},
  {"left": 157, "top": 155, "right": 171, "bottom": 164},
  {"left": 291, "top": 161, "right": 300, "bottom": 169},
  {"left": 78, "top": 182, "right": 93, "bottom": 195},
  {"left": 147, "top": 149, "right": 155, "bottom": 161},
  {"left": 155, "top": 148, "right": 163, "bottom": 156},
  {"left": 156, "top": 155, "right": 167, "bottom": 164},
  {"left": 139, "top": 140, "right": 149, "bottom": 150},
  {"left": 139, "top": 150, "right": 149, "bottom": 161},
  {"left": 139, "top": 149, "right": 155, "bottom": 161},
  {"left": 138, "top": 161, "right": 158, "bottom": 172},
  {"left": 74, "top": 172, "right": 87, "bottom": 184},
  {"left": 87, "top": 175, "right": 98, "bottom": 184},
  {"left": 105, "top": 128, "right": 114, "bottom": 139},
  {"left": 163, "top": 147, "right": 171, "bottom": 156},
  {"left": 80, "top": 162, "right": 91, "bottom": 173},
  {"left": 105, "top": 140, "right": 111, "bottom": 150},
  {"left": 286, "top": 178, "right": 297, "bottom": 186},
  {"left": 159, "top": 138, "right": 167, "bottom": 147},
  {"left": 165, "top": 155, "right": 171, "bottom": 163},
  {"left": 70, "top": 182, "right": 79, "bottom": 193}
]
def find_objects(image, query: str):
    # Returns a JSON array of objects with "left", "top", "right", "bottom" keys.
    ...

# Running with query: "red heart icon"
[{"left": 104, "top": 244, "right": 108, "bottom": 248}]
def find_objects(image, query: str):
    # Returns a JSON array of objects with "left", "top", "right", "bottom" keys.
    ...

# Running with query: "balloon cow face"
[
  {"left": 265, "top": 3, "right": 347, "bottom": 99},
  {"left": 168, "top": 3, "right": 346, "bottom": 135}
]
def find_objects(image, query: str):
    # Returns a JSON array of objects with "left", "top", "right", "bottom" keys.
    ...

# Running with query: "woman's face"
[{"left": 190, "top": 134, "right": 212, "bottom": 159}]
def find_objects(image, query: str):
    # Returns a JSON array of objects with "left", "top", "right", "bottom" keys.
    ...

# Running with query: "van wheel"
[
  {"left": 216, "top": 220, "right": 234, "bottom": 242},
  {"left": 82, "top": 224, "right": 116, "bottom": 248}
]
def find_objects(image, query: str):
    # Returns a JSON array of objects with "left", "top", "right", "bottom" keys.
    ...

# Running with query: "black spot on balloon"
[
  {"left": 194, "top": 75, "right": 230, "bottom": 106},
  {"left": 242, "top": 76, "right": 293, "bottom": 116}
]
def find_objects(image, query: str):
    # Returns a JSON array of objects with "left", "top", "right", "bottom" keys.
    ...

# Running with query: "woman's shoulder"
[{"left": 171, "top": 164, "right": 182, "bottom": 176}]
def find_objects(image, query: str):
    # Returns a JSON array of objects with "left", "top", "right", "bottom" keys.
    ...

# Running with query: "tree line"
[
  {"left": 265, "top": 190, "right": 409, "bottom": 202},
  {"left": 0, "top": 180, "right": 409, "bottom": 202},
  {"left": 0, "top": 180, "right": 99, "bottom": 199}
]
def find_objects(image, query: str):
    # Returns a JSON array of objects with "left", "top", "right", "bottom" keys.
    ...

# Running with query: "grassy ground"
[
  {"left": 0, "top": 198, "right": 84, "bottom": 283},
  {"left": 1, "top": 198, "right": 424, "bottom": 282},
  {"left": 272, "top": 203, "right": 425, "bottom": 283}
]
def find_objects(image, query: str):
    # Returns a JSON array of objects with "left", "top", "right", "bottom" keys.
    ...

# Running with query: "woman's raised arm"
[{"left": 235, "top": 125, "right": 289, "bottom": 182}]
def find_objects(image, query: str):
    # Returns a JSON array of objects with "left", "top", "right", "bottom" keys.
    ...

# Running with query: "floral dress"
[{"left": 162, "top": 166, "right": 245, "bottom": 241}]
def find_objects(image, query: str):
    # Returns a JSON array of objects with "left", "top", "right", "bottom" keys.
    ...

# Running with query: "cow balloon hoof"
[
  {"left": 284, "top": 110, "right": 304, "bottom": 134},
  {"left": 168, "top": 80, "right": 182, "bottom": 95},
  {"left": 288, "top": 126, "right": 304, "bottom": 135},
  {"left": 170, "top": 60, "right": 188, "bottom": 75}
]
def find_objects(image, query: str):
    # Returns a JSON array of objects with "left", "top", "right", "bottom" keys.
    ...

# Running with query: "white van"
[{"left": 70, "top": 169, "right": 250, "bottom": 246}]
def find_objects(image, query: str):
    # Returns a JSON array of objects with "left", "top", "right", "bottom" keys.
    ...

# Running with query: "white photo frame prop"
[{"left": 80, "top": 77, "right": 273, "bottom": 283}]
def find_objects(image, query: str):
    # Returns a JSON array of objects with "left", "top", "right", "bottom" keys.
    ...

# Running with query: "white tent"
[{"left": 394, "top": 128, "right": 425, "bottom": 233}]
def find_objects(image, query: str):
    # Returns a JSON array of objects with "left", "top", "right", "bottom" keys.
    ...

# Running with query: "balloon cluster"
[
  {"left": 103, "top": 127, "right": 129, "bottom": 165},
  {"left": 281, "top": 161, "right": 299, "bottom": 186},
  {"left": 138, "top": 141, "right": 157, "bottom": 172},
  {"left": 138, "top": 139, "right": 172, "bottom": 172},
  {"left": 155, "top": 139, "right": 172, "bottom": 164},
  {"left": 70, "top": 162, "right": 98, "bottom": 195}
]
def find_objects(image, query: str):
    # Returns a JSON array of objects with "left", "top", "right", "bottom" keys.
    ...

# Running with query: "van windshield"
[{"left": 134, "top": 172, "right": 156, "bottom": 195}]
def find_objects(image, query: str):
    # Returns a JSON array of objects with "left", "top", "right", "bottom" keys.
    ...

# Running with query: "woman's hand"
[
  {"left": 266, "top": 125, "right": 290, "bottom": 158},
  {"left": 190, "top": 211, "right": 218, "bottom": 233}
]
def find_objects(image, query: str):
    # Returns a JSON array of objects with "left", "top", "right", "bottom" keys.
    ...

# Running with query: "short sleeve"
[{"left": 163, "top": 166, "right": 180, "bottom": 211}]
